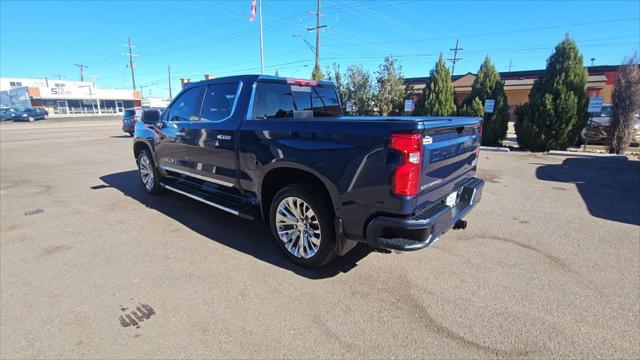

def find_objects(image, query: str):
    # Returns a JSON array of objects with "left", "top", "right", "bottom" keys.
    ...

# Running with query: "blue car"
[
  {"left": 0, "top": 108, "right": 19, "bottom": 121},
  {"left": 12, "top": 108, "right": 48, "bottom": 122}
]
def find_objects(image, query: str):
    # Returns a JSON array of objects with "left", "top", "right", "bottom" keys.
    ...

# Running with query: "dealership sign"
[
  {"left": 588, "top": 96, "right": 604, "bottom": 113},
  {"left": 484, "top": 99, "right": 495, "bottom": 113}
]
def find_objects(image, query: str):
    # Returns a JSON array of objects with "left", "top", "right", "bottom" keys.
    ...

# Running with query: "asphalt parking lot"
[{"left": 1, "top": 118, "right": 639, "bottom": 359}]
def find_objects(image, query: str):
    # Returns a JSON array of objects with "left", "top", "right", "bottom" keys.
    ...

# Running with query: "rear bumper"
[{"left": 365, "top": 177, "right": 484, "bottom": 251}]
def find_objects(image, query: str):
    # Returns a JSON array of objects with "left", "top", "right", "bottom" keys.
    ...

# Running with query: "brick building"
[{"left": 405, "top": 65, "right": 618, "bottom": 120}]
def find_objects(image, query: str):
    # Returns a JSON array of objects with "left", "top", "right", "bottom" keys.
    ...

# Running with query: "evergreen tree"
[
  {"left": 275, "top": 70, "right": 280, "bottom": 77},
  {"left": 412, "top": 86, "right": 426, "bottom": 115},
  {"left": 461, "top": 56, "right": 509, "bottom": 145},
  {"left": 311, "top": 64, "right": 323, "bottom": 81},
  {"left": 515, "top": 35, "right": 589, "bottom": 151},
  {"left": 459, "top": 97, "right": 484, "bottom": 117},
  {"left": 376, "top": 56, "right": 406, "bottom": 116},
  {"left": 425, "top": 54, "right": 456, "bottom": 116}
]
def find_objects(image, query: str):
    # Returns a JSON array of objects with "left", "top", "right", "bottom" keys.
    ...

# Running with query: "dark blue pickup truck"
[{"left": 133, "top": 75, "right": 484, "bottom": 268}]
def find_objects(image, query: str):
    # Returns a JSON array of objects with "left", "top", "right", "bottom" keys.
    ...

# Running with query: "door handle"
[
  {"left": 176, "top": 131, "right": 186, "bottom": 136},
  {"left": 217, "top": 134, "right": 232, "bottom": 140}
]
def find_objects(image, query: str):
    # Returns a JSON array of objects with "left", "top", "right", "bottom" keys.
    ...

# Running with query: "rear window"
[
  {"left": 124, "top": 110, "right": 137, "bottom": 117},
  {"left": 251, "top": 83, "right": 341, "bottom": 119}
]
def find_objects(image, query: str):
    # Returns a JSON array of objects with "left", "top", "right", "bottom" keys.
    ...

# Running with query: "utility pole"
[
  {"left": 74, "top": 63, "right": 88, "bottom": 81},
  {"left": 506, "top": 59, "right": 514, "bottom": 72},
  {"left": 168, "top": 64, "right": 173, "bottom": 100},
  {"left": 307, "top": 0, "right": 327, "bottom": 75},
  {"left": 124, "top": 37, "right": 138, "bottom": 90},
  {"left": 447, "top": 38, "right": 463, "bottom": 75},
  {"left": 314, "top": 0, "right": 320, "bottom": 71}
]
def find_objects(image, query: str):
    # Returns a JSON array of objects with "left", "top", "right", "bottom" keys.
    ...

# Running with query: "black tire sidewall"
[
  {"left": 269, "top": 184, "right": 336, "bottom": 268},
  {"left": 137, "top": 149, "right": 162, "bottom": 194}
]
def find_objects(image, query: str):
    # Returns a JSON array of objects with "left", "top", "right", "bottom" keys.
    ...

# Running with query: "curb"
[
  {"left": 547, "top": 150, "right": 628, "bottom": 160},
  {"left": 480, "top": 146, "right": 510, "bottom": 152}
]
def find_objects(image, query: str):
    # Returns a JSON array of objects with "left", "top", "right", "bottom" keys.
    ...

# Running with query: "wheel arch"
[
  {"left": 259, "top": 164, "right": 340, "bottom": 221},
  {"left": 133, "top": 139, "right": 156, "bottom": 163}
]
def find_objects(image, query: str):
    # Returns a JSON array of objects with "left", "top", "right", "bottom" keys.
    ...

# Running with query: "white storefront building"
[{"left": 0, "top": 77, "right": 141, "bottom": 116}]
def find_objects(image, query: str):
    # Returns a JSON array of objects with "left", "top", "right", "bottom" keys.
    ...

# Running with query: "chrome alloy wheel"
[
  {"left": 275, "top": 197, "right": 321, "bottom": 259},
  {"left": 138, "top": 155, "right": 155, "bottom": 191}
]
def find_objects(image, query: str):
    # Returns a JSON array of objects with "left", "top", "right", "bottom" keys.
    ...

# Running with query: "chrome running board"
[{"left": 160, "top": 183, "right": 240, "bottom": 216}]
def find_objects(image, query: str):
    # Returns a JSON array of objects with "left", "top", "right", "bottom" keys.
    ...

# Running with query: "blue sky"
[{"left": 1, "top": 0, "right": 638, "bottom": 98}]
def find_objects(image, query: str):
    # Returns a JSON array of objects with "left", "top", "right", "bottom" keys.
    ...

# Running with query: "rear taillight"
[
  {"left": 474, "top": 124, "right": 482, "bottom": 166},
  {"left": 389, "top": 133, "right": 423, "bottom": 197},
  {"left": 131, "top": 116, "right": 139, "bottom": 122},
  {"left": 286, "top": 78, "right": 318, "bottom": 86}
]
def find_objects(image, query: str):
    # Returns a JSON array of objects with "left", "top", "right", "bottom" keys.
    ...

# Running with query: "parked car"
[
  {"left": 122, "top": 108, "right": 142, "bottom": 136},
  {"left": 133, "top": 75, "right": 484, "bottom": 268},
  {"left": 123, "top": 107, "right": 164, "bottom": 136},
  {"left": 581, "top": 105, "right": 640, "bottom": 146},
  {"left": 0, "top": 107, "right": 19, "bottom": 121},
  {"left": 12, "top": 108, "right": 48, "bottom": 121}
]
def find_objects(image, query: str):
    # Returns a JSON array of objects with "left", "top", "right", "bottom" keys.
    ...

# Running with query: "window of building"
[
  {"left": 200, "top": 82, "right": 239, "bottom": 122},
  {"left": 167, "top": 86, "right": 203, "bottom": 122},
  {"left": 251, "top": 83, "right": 341, "bottom": 119},
  {"left": 55, "top": 83, "right": 65, "bottom": 88},
  {"left": 9, "top": 81, "right": 22, "bottom": 87}
]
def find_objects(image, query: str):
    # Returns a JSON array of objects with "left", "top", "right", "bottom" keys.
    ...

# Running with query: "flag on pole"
[{"left": 249, "top": 0, "right": 256, "bottom": 22}]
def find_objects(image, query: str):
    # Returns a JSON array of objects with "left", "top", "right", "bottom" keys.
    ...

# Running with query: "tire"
[
  {"left": 128, "top": 132, "right": 134, "bottom": 137},
  {"left": 136, "top": 149, "right": 163, "bottom": 195},
  {"left": 269, "top": 184, "right": 337, "bottom": 268}
]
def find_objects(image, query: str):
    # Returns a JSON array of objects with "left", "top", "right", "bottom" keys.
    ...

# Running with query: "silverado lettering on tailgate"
[{"left": 429, "top": 140, "right": 475, "bottom": 163}]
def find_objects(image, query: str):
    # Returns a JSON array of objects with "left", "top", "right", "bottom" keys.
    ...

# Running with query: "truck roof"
[{"left": 184, "top": 75, "right": 336, "bottom": 88}]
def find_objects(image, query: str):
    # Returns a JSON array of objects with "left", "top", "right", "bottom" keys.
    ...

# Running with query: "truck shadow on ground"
[
  {"left": 98, "top": 170, "right": 373, "bottom": 279},
  {"left": 535, "top": 157, "right": 640, "bottom": 226}
]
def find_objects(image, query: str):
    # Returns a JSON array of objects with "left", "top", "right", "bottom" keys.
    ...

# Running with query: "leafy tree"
[
  {"left": 325, "top": 63, "right": 345, "bottom": 107},
  {"left": 461, "top": 56, "right": 509, "bottom": 145},
  {"left": 609, "top": 53, "right": 640, "bottom": 154},
  {"left": 425, "top": 54, "right": 456, "bottom": 116},
  {"left": 376, "top": 56, "right": 406, "bottom": 116},
  {"left": 515, "top": 35, "right": 589, "bottom": 151},
  {"left": 343, "top": 65, "right": 375, "bottom": 115},
  {"left": 311, "top": 64, "right": 323, "bottom": 81}
]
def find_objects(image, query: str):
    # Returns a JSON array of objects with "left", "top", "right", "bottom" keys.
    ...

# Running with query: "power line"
[
  {"left": 74, "top": 64, "right": 88, "bottom": 81},
  {"left": 448, "top": 38, "right": 463, "bottom": 75}
]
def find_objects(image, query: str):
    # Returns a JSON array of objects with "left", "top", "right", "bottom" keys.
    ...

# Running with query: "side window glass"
[
  {"left": 252, "top": 83, "right": 294, "bottom": 119},
  {"left": 160, "top": 108, "right": 169, "bottom": 122},
  {"left": 200, "top": 83, "right": 239, "bottom": 122},
  {"left": 167, "top": 87, "right": 202, "bottom": 122}
]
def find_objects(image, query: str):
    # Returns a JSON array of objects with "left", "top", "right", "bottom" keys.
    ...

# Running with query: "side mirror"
[{"left": 141, "top": 109, "right": 161, "bottom": 124}]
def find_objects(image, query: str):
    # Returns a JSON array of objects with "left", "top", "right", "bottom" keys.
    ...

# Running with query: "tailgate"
[{"left": 418, "top": 119, "right": 481, "bottom": 198}]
